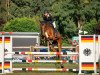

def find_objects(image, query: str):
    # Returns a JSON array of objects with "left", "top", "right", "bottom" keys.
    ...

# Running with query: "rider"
[
  {"left": 43, "top": 11, "right": 56, "bottom": 28},
  {"left": 43, "top": 11, "right": 57, "bottom": 37}
]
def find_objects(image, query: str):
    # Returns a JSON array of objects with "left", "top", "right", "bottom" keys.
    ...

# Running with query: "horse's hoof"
[{"left": 61, "top": 65, "right": 64, "bottom": 68}]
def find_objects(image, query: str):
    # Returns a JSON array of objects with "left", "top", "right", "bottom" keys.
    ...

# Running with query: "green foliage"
[
  {"left": 83, "top": 19, "right": 97, "bottom": 34},
  {"left": 0, "top": 0, "right": 100, "bottom": 37},
  {"left": 3, "top": 17, "right": 40, "bottom": 32},
  {"left": 64, "top": 19, "right": 77, "bottom": 37},
  {"left": 62, "top": 38, "right": 72, "bottom": 46},
  {"left": 0, "top": 0, "right": 7, "bottom": 21}
]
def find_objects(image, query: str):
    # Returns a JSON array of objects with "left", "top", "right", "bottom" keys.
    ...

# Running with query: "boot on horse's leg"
[
  {"left": 61, "top": 63, "right": 64, "bottom": 68},
  {"left": 58, "top": 55, "right": 64, "bottom": 68}
]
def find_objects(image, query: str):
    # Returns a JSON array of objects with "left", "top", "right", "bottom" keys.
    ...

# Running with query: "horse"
[{"left": 40, "top": 21, "right": 64, "bottom": 68}]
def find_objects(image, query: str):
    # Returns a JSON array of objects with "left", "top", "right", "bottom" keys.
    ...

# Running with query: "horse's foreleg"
[{"left": 45, "top": 32, "right": 49, "bottom": 39}]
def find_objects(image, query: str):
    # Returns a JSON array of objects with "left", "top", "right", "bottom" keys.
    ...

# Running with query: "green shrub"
[{"left": 3, "top": 17, "right": 40, "bottom": 32}]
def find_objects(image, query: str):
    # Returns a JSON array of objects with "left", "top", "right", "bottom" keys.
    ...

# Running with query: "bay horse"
[{"left": 40, "top": 21, "right": 64, "bottom": 68}]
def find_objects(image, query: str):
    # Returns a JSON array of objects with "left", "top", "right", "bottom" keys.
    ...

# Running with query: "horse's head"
[
  {"left": 40, "top": 21, "right": 47, "bottom": 31},
  {"left": 39, "top": 21, "right": 47, "bottom": 38}
]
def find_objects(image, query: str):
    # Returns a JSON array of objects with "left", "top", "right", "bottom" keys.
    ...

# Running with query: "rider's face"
[{"left": 44, "top": 13, "right": 49, "bottom": 17}]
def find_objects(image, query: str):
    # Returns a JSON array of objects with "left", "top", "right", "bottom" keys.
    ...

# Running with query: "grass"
[
  {"left": 13, "top": 63, "right": 78, "bottom": 68},
  {"left": 4, "top": 71, "right": 78, "bottom": 75},
  {"left": 3, "top": 63, "right": 79, "bottom": 75},
  {"left": 3, "top": 61, "right": 100, "bottom": 75}
]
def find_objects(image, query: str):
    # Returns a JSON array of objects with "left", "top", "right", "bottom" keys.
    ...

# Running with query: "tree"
[
  {"left": 0, "top": 0, "right": 99, "bottom": 36},
  {"left": 83, "top": 19, "right": 97, "bottom": 34},
  {"left": 94, "top": 21, "right": 100, "bottom": 34},
  {"left": 0, "top": 0, "right": 6, "bottom": 21}
]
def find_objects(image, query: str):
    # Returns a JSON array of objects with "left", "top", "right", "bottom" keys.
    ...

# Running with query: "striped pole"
[
  {"left": 13, "top": 68, "right": 78, "bottom": 72},
  {"left": 12, "top": 60, "right": 77, "bottom": 63},
  {"left": 13, "top": 46, "right": 76, "bottom": 49},
  {"left": 28, "top": 55, "right": 79, "bottom": 57},
  {"left": 5, "top": 52, "right": 78, "bottom": 55}
]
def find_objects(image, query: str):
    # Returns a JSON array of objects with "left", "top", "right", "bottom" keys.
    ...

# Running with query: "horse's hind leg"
[
  {"left": 57, "top": 38, "right": 64, "bottom": 68},
  {"left": 57, "top": 38, "right": 62, "bottom": 59}
]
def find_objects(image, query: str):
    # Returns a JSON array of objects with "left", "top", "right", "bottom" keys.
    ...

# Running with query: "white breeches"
[{"left": 52, "top": 21, "right": 56, "bottom": 28}]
